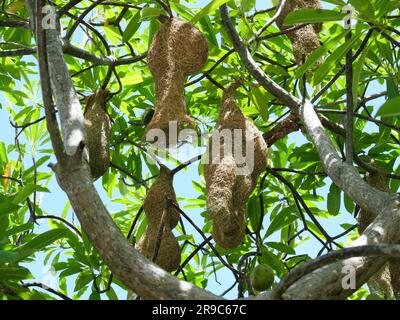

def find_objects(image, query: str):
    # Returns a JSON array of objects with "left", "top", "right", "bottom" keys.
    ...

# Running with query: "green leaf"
[
  {"left": 0, "top": 142, "right": 7, "bottom": 164},
  {"left": 259, "top": 248, "right": 285, "bottom": 274},
  {"left": 247, "top": 195, "right": 261, "bottom": 232},
  {"left": 266, "top": 242, "right": 296, "bottom": 255},
  {"left": 0, "top": 265, "right": 31, "bottom": 281},
  {"left": 344, "top": 193, "right": 355, "bottom": 213},
  {"left": 12, "top": 184, "right": 49, "bottom": 205},
  {"left": 313, "top": 32, "right": 360, "bottom": 84},
  {"left": 352, "top": 44, "right": 370, "bottom": 105},
  {"left": 284, "top": 9, "right": 346, "bottom": 26},
  {"left": 122, "top": 12, "right": 141, "bottom": 43},
  {"left": 265, "top": 212, "right": 298, "bottom": 238},
  {"left": 106, "top": 287, "right": 118, "bottom": 300},
  {"left": 191, "top": 0, "right": 230, "bottom": 24},
  {"left": 0, "top": 202, "right": 21, "bottom": 217},
  {"left": 327, "top": 184, "right": 341, "bottom": 215},
  {"left": 74, "top": 271, "right": 92, "bottom": 292},
  {"left": 140, "top": 7, "right": 164, "bottom": 21},
  {"left": 0, "top": 250, "right": 18, "bottom": 264},
  {"left": 322, "top": 0, "right": 346, "bottom": 5},
  {"left": 250, "top": 86, "right": 269, "bottom": 121},
  {"left": 241, "top": 0, "right": 255, "bottom": 12},
  {"left": 4, "top": 222, "right": 33, "bottom": 237},
  {"left": 376, "top": 97, "right": 400, "bottom": 117},
  {"left": 295, "top": 31, "right": 347, "bottom": 79},
  {"left": 17, "top": 229, "right": 67, "bottom": 260}
]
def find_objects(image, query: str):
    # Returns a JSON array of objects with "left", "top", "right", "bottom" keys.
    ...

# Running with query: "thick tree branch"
[
  {"left": 263, "top": 113, "right": 300, "bottom": 146},
  {"left": 34, "top": 0, "right": 64, "bottom": 159},
  {"left": 220, "top": 3, "right": 400, "bottom": 299},
  {"left": 27, "top": 0, "right": 219, "bottom": 300},
  {"left": 220, "top": 4, "right": 344, "bottom": 135},
  {"left": 281, "top": 100, "right": 400, "bottom": 299},
  {"left": 269, "top": 244, "right": 400, "bottom": 299}
]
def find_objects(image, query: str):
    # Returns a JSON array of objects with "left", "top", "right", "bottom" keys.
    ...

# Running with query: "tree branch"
[
  {"left": 0, "top": 20, "right": 29, "bottom": 28},
  {"left": 345, "top": 29, "right": 354, "bottom": 164},
  {"left": 220, "top": 3, "right": 400, "bottom": 299},
  {"left": 26, "top": 0, "right": 219, "bottom": 300},
  {"left": 22, "top": 282, "right": 72, "bottom": 300},
  {"left": 269, "top": 244, "right": 400, "bottom": 299},
  {"left": 263, "top": 113, "right": 300, "bottom": 146},
  {"left": 220, "top": 4, "right": 299, "bottom": 109}
]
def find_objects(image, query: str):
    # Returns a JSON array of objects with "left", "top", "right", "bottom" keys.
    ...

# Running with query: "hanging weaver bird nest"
[
  {"left": 358, "top": 163, "right": 400, "bottom": 299},
  {"left": 277, "top": 0, "right": 322, "bottom": 65},
  {"left": 203, "top": 81, "right": 268, "bottom": 249},
  {"left": 137, "top": 165, "right": 181, "bottom": 272},
  {"left": 144, "top": 17, "right": 208, "bottom": 147},
  {"left": 84, "top": 88, "right": 112, "bottom": 180}
]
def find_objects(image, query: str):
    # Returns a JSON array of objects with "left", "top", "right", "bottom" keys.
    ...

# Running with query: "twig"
[
  {"left": 57, "top": 0, "right": 84, "bottom": 17},
  {"left": 312, "top": 29, "right": 374, "bottom": 103},
  {"left": 22, "top": 282, "right": 72, "bottom": 300},
  {"left": 65, "top": 0, "right": 106, "bottom": 39},
  {"left": 270, "top": 168, "right": 326, "bottom": 176},
  {"left": 345, "top": 30, "right": 354, "bottom": 164},
  {"left": 167, "top": 200, "right": 242, "bottom": 281},
  {"left": 0, "top": 20, "right": 30, "bottom": 28},
  {"left": 219, "top": 3, "right": 299, "bottom": 109},
  {"left": 151, "top": 205, "right": 167, "bottom": 263},
  {"left": 254, "top": 0, "right": 286, "bottom": 40},
  {"left": 35, "top": 0, "right": 64, "bottom": 159},
  {"left": 35, "top": 215, "right": 82, "bottom": 237},
  {"left": 174, "top": 237, "right": 212, "bottom": 277},
  {"left": 127, "top": 206, "right": 143, "bottom": 241},
  {"left": 110, "top": 162, "right": 148, "bottom": 188}
]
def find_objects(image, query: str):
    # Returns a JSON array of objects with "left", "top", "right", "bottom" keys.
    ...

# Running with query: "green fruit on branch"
[{"left": 250, "top": 264, "right": 274, "bottom": 291}]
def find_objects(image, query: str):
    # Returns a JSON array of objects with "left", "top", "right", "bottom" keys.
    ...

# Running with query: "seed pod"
[
  {"left": 276, "top": 0, "right": 322, "bottom": 65},
  {"left": 203, "top": 81, "right": 268, "bottom": 249},
  {"left": 84, "top": 89, "right": 112, "bottom": 180},
  {"left": 145, "top": 17, "right": 208, "bottom": 147},
  {"left": 358, "top": 163, "right": 399, "bottom": 299},
  {"left": 137, "top": 165, "right": 181, "bottom": 272}
]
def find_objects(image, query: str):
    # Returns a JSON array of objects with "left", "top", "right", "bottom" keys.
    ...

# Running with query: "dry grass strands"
[
  {"left": 203, "top": 81, "right": 268, "bottom": 249},
  {"left": 137, "top": 165, "right": 181, "bottom": 272},
  {"left": 84, "top": 89, "right": 112, "bottom": 180},
  {"left": 358, "top": 163, "right": 400, "bottom": 299},
  {"left": 145, "top": 17, "right": 208, "bottom": 147},
  {"left": 276, "top": 0, "right": 322, "bottom": 65}
]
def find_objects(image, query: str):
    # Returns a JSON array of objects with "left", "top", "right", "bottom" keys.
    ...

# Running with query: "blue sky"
[{"left": 0, "top": 0, "right": 390, "bottom": 299}]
